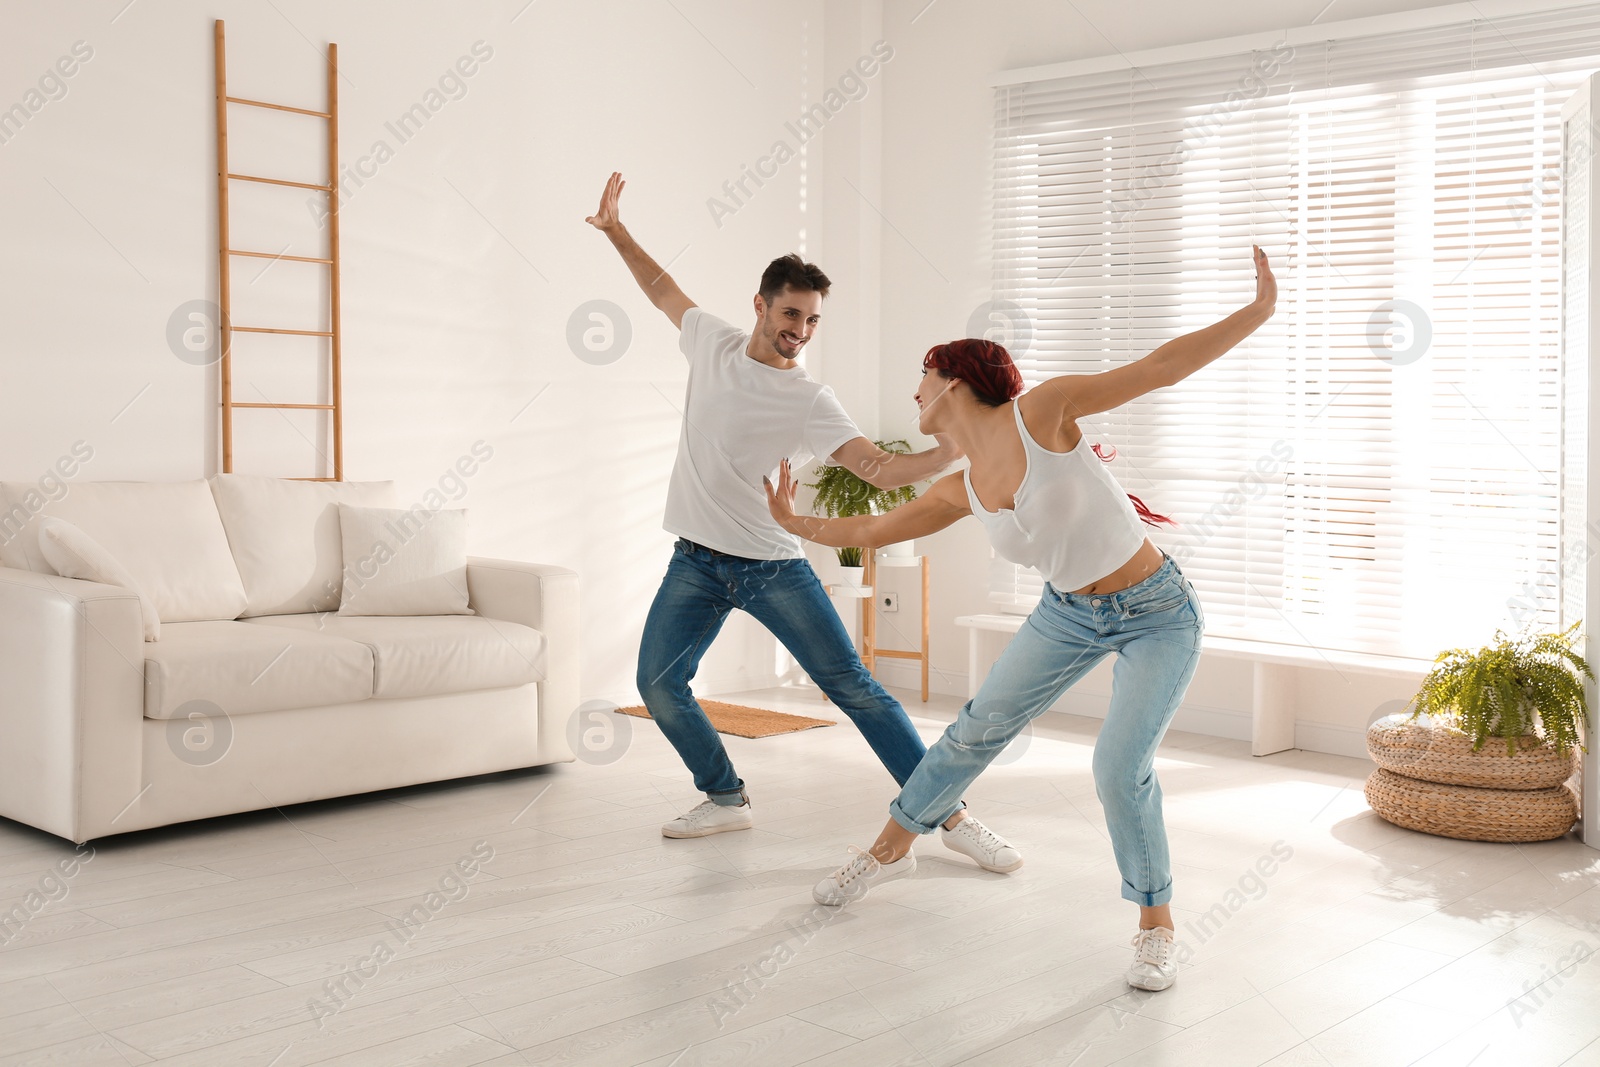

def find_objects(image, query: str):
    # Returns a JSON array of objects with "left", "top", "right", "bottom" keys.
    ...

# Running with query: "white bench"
[{"left": 955, "top": 613, "right": 1433, "bottom": 757}]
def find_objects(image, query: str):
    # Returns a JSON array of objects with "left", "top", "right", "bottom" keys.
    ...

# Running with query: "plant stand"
[{"left": 825, "top": 552, "right": 931, "bottom": 702}]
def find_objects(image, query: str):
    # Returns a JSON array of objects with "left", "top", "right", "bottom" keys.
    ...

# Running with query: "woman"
[{"left": 765, "top": 247, "right": 1276, "bottom": 991}]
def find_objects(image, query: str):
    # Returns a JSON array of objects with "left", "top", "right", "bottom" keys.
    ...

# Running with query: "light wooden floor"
[{"left": 3, "top": 685, "right": 1599, "bottom": 1066}]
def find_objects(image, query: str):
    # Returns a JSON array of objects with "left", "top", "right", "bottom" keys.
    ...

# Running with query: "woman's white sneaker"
[
  {"left": 661, "top": 799, "right": 752, "bottom": 838},
  {"left": 940, "top": 815, "right": 1023, "bottom": 873},
  {"left": 1126, "top": 926, "right": 1179, "bottom": 991},
  {"left": 813, "top": 845, "right": 916, "bottom": 906}
]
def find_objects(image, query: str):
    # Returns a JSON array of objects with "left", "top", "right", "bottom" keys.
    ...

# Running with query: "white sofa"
[{"left": 0, "top": 474, "right": 577, "bottom": 844}]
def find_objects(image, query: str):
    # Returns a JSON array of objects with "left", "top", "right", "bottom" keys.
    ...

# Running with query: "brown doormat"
[{"left": 616, "top": 700, "right": 837, "bottom": 739}]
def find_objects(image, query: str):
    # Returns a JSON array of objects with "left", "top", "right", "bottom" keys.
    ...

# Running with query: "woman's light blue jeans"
[{"left": 889, "top": 554, "right": 1204, "bottom": 906}]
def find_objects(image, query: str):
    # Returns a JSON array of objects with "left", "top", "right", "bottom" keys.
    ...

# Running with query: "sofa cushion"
[
  {"left": 0, "top": 481, "right": 248, "bottom": 622},
  {"left": 144, "top": 620, "right": 375, "bottom": 719},
  {"left": 210, "top": 475, "right": 399, "bottom": 617},
  {"left": 336, "top": 504, "right": 472, "bottom": 617},
  {"left": 38, "top": 517, "right": 162, "bottom": 642},
  {"left": 244, "top": 613, "right": 544, "bottom": 698}
]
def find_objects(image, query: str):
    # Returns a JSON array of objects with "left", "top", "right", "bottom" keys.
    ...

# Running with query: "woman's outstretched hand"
[
  {"left": 1251, "top": 245, "right": 1277, "bottom": 316},
  {"left": 763, "top": 459, "right": 801, "bottom": 532}
]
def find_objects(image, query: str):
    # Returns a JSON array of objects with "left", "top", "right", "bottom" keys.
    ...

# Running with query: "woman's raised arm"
[{"left": 1036, "top": 246, "right": 1277, "bottom": 422}]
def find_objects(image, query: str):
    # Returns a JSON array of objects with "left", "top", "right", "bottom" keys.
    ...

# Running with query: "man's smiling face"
[{"left": 754, "top": 286, "right": 823, "bottom": 361}]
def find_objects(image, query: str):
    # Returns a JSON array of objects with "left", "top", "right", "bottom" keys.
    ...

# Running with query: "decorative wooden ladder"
[{"left": 213, "top": 18, "right": 343, "bottom": 480}]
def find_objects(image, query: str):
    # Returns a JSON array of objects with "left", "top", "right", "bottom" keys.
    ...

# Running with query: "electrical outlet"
[{"left": 881, "top": 592, "right": 899, "bottom": 613}]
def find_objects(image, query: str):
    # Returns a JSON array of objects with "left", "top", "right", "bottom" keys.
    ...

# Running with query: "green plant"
[
  {"left": 1409, "top": 621, "right": 1593, "bottom": 756},
  {"left": 807, "top": 439, "right": 918, "bottom": 518},
  {"left": 805, "top": 440, "right": 918, "bottom": 568}
]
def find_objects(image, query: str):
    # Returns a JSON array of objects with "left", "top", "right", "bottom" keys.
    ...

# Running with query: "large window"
[{"left": 991, "top": 6, "right": 1600, "bottom": 660}]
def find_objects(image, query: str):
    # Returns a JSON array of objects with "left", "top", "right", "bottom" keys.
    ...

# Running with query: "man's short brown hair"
[{"left": 759, "top": 253, "right": 831, "bottom": 304}]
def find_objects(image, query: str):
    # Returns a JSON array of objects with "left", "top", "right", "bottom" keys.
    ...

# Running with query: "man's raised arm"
[
  {"left": 830, "top": 435, "right": 964, "bottom": 491},
  {"left": 585, "top": 171, "right": 696, "bottom": 330}
]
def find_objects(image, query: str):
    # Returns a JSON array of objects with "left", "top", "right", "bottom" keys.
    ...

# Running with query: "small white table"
[{"left": 955, "top": 613, "right": 1432, "bottom": 756}]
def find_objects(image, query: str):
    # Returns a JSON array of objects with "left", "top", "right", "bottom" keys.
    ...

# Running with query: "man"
[{"left": 585, "top": 172, "right": 1020, "bottom": 875}]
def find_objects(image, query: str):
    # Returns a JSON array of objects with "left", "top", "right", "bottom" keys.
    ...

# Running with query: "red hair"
[
  {"left": 922, "top": 338, "right": 1024, "bottom": 407},
  {"left": 925, "top": 338, "right": 1174, "bottom": 528}
]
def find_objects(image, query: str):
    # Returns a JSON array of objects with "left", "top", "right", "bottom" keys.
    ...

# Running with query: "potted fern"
[
  {"left": 1364, "top": 622, "right": 1592, "bottom": 843},
  {"left": 1410, "top": 622, "right": 1590, "bottom": 758},
  {"left": 806, "top": 439, "right": 918, "bottom": 586}
]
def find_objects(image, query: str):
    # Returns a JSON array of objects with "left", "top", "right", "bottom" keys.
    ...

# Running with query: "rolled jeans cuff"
[
  {"left": 888, "top": 796, "right": 962, "bottom": 836},
  {"left": 1122, "top": 879, "right": 1173, "bottom": 907},
  {"left": 708, "top": 786, "right": 747, "bottom": 807}
]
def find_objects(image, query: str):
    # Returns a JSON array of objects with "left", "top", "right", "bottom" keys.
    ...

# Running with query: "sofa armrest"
[
  {"left": 466, "top": 558, "right": 578, "bottom": 762},
  {"left": 0, "top": 567, "right": 145, "bottom": 842}
]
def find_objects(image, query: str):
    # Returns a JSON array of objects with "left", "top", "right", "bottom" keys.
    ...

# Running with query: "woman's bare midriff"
[{"left": 1069, "top": 539, "right": 1167, "bottom": 596}]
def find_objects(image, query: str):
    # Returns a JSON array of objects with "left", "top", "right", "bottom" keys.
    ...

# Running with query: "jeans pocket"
[{"left": 1123, "top": 581, "right": 1191, "bottom": 619}]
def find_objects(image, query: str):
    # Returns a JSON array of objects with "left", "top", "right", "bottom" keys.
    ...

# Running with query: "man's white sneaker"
[
  {"left": 1126, "top": 926, "right": 1179, "bottom": 991},
  {"left": 940, "top": 816, "right": 1023, "bottom": 873},
  {"left": 661, "top": 799, "right": 752, "bottom": 839},
  {"left": 813, "top": 845, "right": 916, "bottom": 906}
]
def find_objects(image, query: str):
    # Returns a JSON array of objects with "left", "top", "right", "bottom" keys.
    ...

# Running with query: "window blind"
[{"left": 990, "top": 5, "right": 1600, "bottom": 659}]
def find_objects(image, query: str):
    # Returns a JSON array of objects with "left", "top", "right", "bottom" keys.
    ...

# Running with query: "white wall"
[
  {"left": 1, "top": 0, "right": 1496, "bottom": 753},
  {"left": 867, "top": 0, "right": 1458, "bottom": 753},
  {"left": 1, "top": 0, "right": 888, "bottom": 707}
]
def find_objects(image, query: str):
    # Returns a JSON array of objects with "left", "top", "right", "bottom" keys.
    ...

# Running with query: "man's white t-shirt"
[{"left": 664, "top": 307, "right": 862, "bottom": 560}]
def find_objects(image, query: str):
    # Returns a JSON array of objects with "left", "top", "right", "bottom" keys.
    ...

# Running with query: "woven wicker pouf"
[
  {"left": 1364, "top": 767, "right": 1577, "bottom": 843},
  {"left": 1366, "top": 714, "right": 1576, "bottom": 790}
]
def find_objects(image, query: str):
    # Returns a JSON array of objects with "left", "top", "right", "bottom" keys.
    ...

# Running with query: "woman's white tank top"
[{"left": 963, "top": 401, "right": 1149, "bottom": 593}]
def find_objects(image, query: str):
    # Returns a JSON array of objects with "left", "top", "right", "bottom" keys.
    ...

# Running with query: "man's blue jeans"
[
  {"left": 637, "top": 539, "right": 929, "bottom": 805},
  {"left": 888, "top": 554, "right": 1204, "bottom": 906}
]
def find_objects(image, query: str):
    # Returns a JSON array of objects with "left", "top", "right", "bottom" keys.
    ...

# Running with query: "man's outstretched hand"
[
  {"left": 586, "top": 171, "right": 624, "bottom": 233},
  {"left": 583, "top": 170, "right": 695, "bottom": 327}
]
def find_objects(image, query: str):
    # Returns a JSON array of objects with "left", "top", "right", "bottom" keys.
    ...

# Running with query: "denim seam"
[
  {"left": 647, "top": 559, "right": 733, "bottom": 690},
  {"left": 1126, "top": 637, "right": 1202, "bottom": 906},
  {"left": 654, "top": 564, "right": 742, "bottom": 797},
  {"left": 677, "top": 609, "right": 727, "bottom": 697}
]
